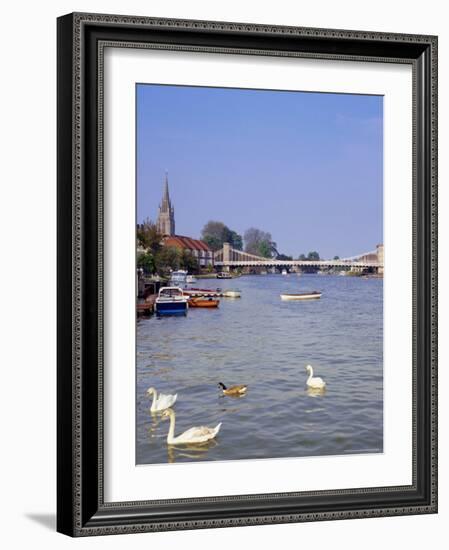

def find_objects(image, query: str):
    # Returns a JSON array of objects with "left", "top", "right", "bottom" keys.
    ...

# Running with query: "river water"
[{"left": 136, "top": 274, "right": 383, "bottom": 465}]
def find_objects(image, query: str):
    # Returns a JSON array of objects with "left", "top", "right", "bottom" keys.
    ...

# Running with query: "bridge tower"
[
  {"left": 376, "top": 244, "right": 384, "bottom": 275},
  {"left": 223, "top": 242, "right": 231, "bottom": 271}
]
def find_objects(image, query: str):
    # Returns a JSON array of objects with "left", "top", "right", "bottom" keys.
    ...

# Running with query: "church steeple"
[
  {"left": 163, "top": 171, "right": 170, "bottom": 201},
  {"left": 156, "top": 172, "right": 175, "bottom": 236}
]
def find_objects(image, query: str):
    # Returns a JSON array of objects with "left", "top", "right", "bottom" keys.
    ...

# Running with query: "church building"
[
  {"left": 155, "top": 174, "right": 214, "bottom": 267},
  {"left": 156, "top": 173, "right": 175, "bottom": 236}
]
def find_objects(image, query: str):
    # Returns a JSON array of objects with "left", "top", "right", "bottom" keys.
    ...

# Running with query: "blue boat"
[{"left": 155, "top": 287, "right": 189, "bottom": 316}]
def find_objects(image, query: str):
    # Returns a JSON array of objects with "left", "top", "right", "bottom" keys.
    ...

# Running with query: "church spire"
[
  {"left": 163, "top": 170, "right": 170, "bottom": 202},
  {"left": 156, "top": 172, "right": 175, "bottom": 236}
]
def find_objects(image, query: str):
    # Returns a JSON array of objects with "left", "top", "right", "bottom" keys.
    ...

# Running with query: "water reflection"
[
  {"left": 220, "top": 393, "right": 247, "bottom": 399},
  {"left": 166, "top": 440, "right": 219, "bottom": 463},
  {"left": 306, "top": 387, "right": 327, "bottom": 398},
  {"left": 147, "top": 412, "right": 165, "bottom": 438}
]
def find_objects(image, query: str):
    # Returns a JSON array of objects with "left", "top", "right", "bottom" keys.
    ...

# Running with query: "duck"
[
  {"left": 146, "top": 387, "right": 177, "bottom": 412},
  {"left": 218, "top": 382, "right": 248, "bottom": 396},
  {"left": 161, "top": 408, "right": 222, "bottom": 445},
  {"left": 305, "top": 365, "right": 326, "bottom": 389}
]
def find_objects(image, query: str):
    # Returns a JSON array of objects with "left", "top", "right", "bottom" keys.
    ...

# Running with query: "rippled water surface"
[{"left": 136, "top": 274, "right": 383, "bottom": 464}]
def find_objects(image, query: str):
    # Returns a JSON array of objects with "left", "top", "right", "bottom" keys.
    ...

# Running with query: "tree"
[
  {"left": 180, "top": 250, "right": 199, "bottom": 273},
  {"left": 277, "top": 253, "right": 293, "bottom": 261},
  {"left": 137, "top": 218, "right": 163, "bottom": 253},
  {"left": 258, "top": 240, "right": 273, "bottom": 258},
  {"left": 228, "top": 230, "right": 243, "bottom": 251},
  {"left": 307, "top": 251, "right": 320, "bottom": 261},
  {"left": 201, "top": 220, "right": 243, "bottom": 251},
  {"left": 298, "top": 254, "right": 307, "bottom": 261},
  {"left": 155, "top": 246, "right": 181, "bottom": 273},
  {"left": 333, "top": 255, "right": 340, "bottom": 260},
  {"left": 244, "top": 227, "right": 277, "bottom": 258},
  {"left": 137, "top": 251, "right": 155, "bottom": 274},
  {"left": 201, "top": 221, "right": 226, "bottom": 251}
]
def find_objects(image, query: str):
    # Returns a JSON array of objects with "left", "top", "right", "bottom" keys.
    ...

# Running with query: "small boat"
[
  {"left": 155, "top": 287, "right": 189, "bottom": 316},
  {"left": 280, "top": 291, "right": 322, "bottom": 301},
  {"left": 186, "top": 275, "right": 197, "bottom": 284},
  {"left": 223, "top": 289, "right": 241, "bottom": 298},
  {"left": 216, "top": 272, "right": 232, "bottom": 279},
  {"left": 170, "top": 270, "right": 188, "bottom": 285},
  {"left": 281, "top": 269, "right": 288, "bottom": 275},
  {"left": 184, "top": 287, "right": 222, "bottom": 297},
  {"left": 188, "top": 297, "right": 219, "bottom": 308}
]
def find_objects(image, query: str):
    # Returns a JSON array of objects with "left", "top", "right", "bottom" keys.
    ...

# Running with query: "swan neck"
[
  {"left": 167, "top": 410, "right": 176, "bottom": 443},
  {"left": 150, "top": 389, "right": 158, "bottom": 409},
  {"left": 307, "top": 368, "right": 313, "bottom": 382}
]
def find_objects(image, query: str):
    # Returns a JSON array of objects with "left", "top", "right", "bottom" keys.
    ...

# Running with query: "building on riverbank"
[
  {"left": 154, "top": 174, "right": 213, "bottom": 268},
  {"left": 163, "top": 235, "right": 214, "bottom": 268}
]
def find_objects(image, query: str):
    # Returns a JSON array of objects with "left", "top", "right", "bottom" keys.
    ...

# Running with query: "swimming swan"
[
  {"left": 305, "top": 365, "right": 326, "bottom": 389},
  {"left": 218, "top": 382, "right": 247, "bottom": 396},
  {"left": 161, "top": 408, "right": 222, "bottom": 445},
  {"left": 146, "top": 387, "right": 177, "bottom": 412}
]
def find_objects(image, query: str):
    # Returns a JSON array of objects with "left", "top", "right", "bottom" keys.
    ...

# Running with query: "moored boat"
[
  {"left": 216, "top": 272, "right": 232, "bottom": 279},
  {"left": 188, "top": 297, "right": 220, "bottom": 308},
  {"left": 223, "top": 289, "right": 241, "bottom": 298},
  {"left": 281, "top": 269, "right": 288, "bottom": 275},
  {"left": 184, "top": 287, "right": 222, "bottom": 297},
  {"left": 155, "top": 287, "right": 189, "bottom": 316},
  {"left": 186, "top": 275, "right": 197, "bottom": 284},
  {"left": 280, "top": 291, "right": 322, "bottom": 301},
  {"left": 170, "top": 270, "right": 188, "bottom": 285}
]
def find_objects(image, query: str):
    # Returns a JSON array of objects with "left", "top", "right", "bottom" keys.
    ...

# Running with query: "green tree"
[
  {"left": 155, "top": 246, "right": 181, "bottom": 274},
  {"left": 298, "top": 254, "right": 307, "bottom": 261},
  {"left": 307, "top": 251, "right": 320, "bottom": 261},
  {"left": 180, "top": 250, "right": 199, "bottom": 273},
  {"left": 333, "top": 255, "right": 340, "bottom": 260},
  {"left": 277, "top": 253, "right": 293, "bottom": 261},
  {"left": 228, "top": 230, "right": 243, "bottom": 251},
  {"left": 201, "top": 220, "right": 243, "bottom": 251},
  {"left": 137, "top": 251, "right": 155, "bottom": 274},
  {"left": 258, "top": 240, "right": 273, "bottom": 258},
  {"left": 137, "top": 218, "right": 163, "bottom": 253},
  {"left": 244, "top": 227, "right": 277, "bottom": 258},
  {"left": 202, "top": 234, "right": 222, "bottom": 251}
]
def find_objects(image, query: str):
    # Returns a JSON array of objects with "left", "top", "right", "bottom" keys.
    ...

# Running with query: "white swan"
[
  {"left": 146, "top": 387, "right": 177, "bottom": 412},
  {"left": 305, "top": 365, "right": 326, "bottom": 389},
  {"left": 161, "top": 408, "right": 222, "bottom": 445}
]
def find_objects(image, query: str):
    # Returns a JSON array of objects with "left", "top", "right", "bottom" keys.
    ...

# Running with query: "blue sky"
[{"left": 136, "top": 84, "right": 383, "bottom": 259}]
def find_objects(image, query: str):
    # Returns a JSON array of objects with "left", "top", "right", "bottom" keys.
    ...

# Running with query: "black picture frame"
[{"left": 57, "top": 12, "right": 438, "bottom": 536}]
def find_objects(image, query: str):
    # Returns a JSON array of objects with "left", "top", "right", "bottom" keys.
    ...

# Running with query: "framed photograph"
[{"left": 57, "top": 12, "right": 438, "bottom": 536}]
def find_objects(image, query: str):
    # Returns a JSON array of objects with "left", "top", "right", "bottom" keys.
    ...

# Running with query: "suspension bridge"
[{"left": 214, "top": 243, "right": 384, "bottom": 271}]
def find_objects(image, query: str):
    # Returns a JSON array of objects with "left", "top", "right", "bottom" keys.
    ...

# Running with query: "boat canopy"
[{"left": 158, "top": 286, "right": 185, "bottom": 297}]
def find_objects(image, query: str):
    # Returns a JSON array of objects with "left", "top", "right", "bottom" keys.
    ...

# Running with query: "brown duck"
[{"left": 218, "top": 382, "right": 248, "bottom": 396}]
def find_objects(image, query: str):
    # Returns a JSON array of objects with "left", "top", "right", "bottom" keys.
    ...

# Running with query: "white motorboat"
[
  {"left": 216, "top": 272, "right": 232, "bottom": 279},
  {"left": 170, "top": 270, "right": 188, "bottom": 285},
  {"left": 155, "top": 287, "right": 189, "bottom": 316}
]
